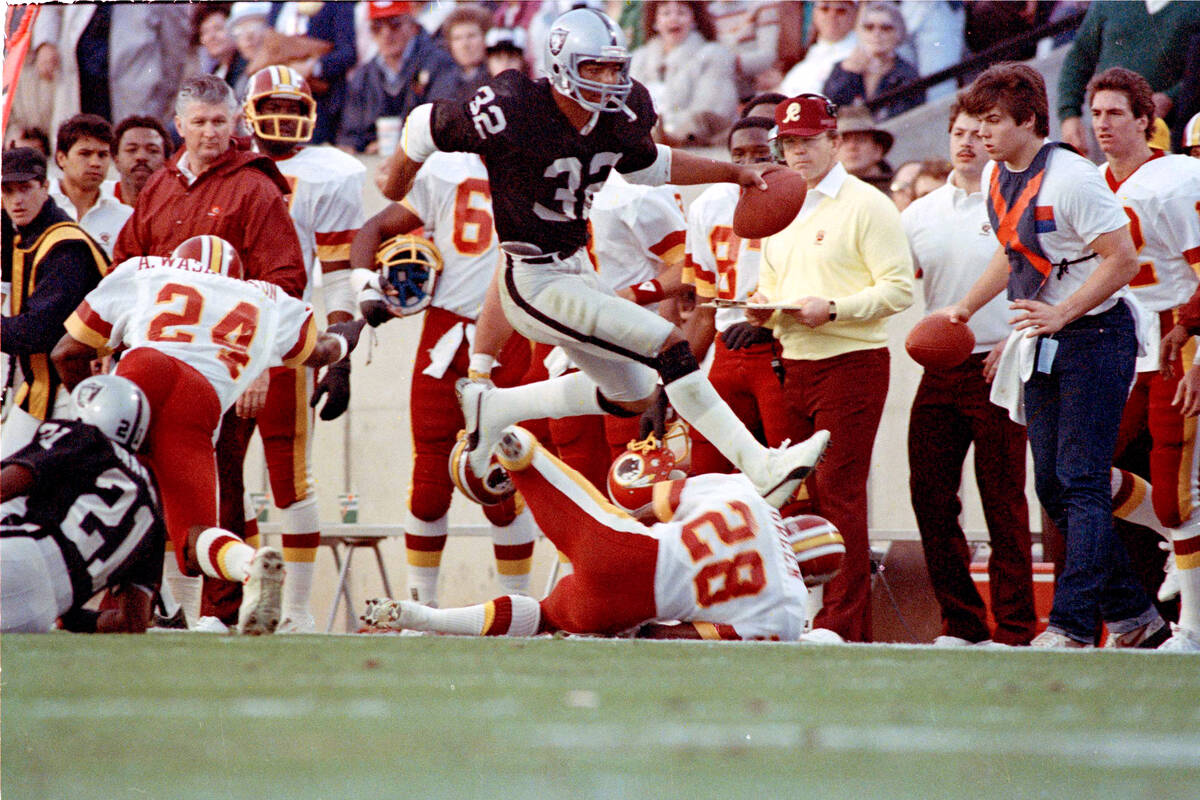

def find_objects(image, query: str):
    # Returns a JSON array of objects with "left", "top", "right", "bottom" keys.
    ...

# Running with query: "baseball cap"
[
  {"left": 774, "top": 94, "right": 839, "bottom": 138},
  {"left": 486, "top": 27, "right": 527, "bottom": 54},
  {"left": 228, "top": 2, "right": 271, "bottom": 27},
  {"left": 368, "top": 2, "right": 414, "bottom": 20},
  {"left": 2, "top": 147, "right": 48, "bottom": 184}
]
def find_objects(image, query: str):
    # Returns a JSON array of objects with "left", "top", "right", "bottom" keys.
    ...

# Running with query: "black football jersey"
[
  {"left": 430, "top": 70, "right": 660, "bottom": 255},
  {"left": 1, "top": 419, "right": 166, "bottom": 610}
]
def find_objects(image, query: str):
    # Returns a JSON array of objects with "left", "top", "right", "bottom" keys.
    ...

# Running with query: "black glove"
[
  {"left": 720, "top": 322, "right": 774, "bottom": 350},
  {"left": 311, "top": 358, "right": 352, "bottom": 421},
  {"left": 326, "top": 318, "right": 367, "bottom": 356},
  {"left": 638, "top": 387, "right": 670, "bottom": 440},
  {"left": 360, "top": 298, "right": 393, "bottom": 328}
]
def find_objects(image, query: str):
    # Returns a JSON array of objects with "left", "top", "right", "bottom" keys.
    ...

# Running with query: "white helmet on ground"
[
  {"left": 544, "top": 7, "right": 635, "bottom": 132},
  {"left": 68, "top": 375, "right": 151, "bottom": 451}
]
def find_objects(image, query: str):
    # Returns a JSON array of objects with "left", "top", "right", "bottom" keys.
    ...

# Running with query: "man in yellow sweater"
[{"left": 747, "top": 93, "right": 913, "bottom": 641}]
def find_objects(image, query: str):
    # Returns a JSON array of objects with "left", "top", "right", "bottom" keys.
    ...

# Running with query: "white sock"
[
  {"left": 485, "top": 372, "right": 602, "bottom": 429},
  {"left": 162, "top": 550, "right": 202, "bottom": 624},
  {"left": 664, "top": 371, "right": 767, "bottom": 479},
  {"left": 278, "top": 496, "right": 320, "bottom": 619},
  {"left": 406, "top": 594, "right": 541, "bottom": 636},
  {"left": 1111, "top": 468, "right": 1170, "bottom": 541},
  {"left": 195, "top": 527, "right": 254, "bottom": 583},
  {"left": 405, "top": 512, "right": 447, "bottom": 605},
  {"left": 1172, "top": 518, "right": 1200, "bottom": 633}
]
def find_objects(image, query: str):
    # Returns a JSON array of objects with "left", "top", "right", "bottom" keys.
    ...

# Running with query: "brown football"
[
  {"left": 905, "top": 313, "right": 976, "bottom": 369},
  {"left": 732, "top": 168, "right": 807, "bottom": 239}
]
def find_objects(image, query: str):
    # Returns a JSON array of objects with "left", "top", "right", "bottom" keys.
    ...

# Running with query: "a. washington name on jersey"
[
  {"left": 1, "top": 419, "right": 167, "bottom": 607},
  {"left": 64, "top": 256, "right": 317, "bottom": 411},
  {"left": 430, "top": 70, "right": 660, "bottom": 256}
]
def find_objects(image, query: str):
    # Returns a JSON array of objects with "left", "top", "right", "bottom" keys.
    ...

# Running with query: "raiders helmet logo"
[
  {"left": 548, "top": 27, "right": 567, "bottom": 56},
  {"left": 782, "top": 102, "right": 802, "bottom": 123}
]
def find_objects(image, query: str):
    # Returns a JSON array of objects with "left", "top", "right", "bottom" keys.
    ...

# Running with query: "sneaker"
[
  {"left": 277, "top": 612, "right": 316, "bottom": 634},
  {"left": 1030, "top": 630, "right": 1091, "bottom": 648},
  {"left": 1104, "top": 616, "right": 1170, "bottom": 649},
  {"left": 361, "top": 597, "right": 413, "bottom": 631},
  {"left": 236, "top": 547, "right": 285, "bottom": 636},
  {"left": 1158, "top": 542, "right": 1181, "bottom": 602},
  {"left": 799, "top": 627, "right": 845, "bottom": 644},
  {"left": 932, "top": 635, "right": 982, "bottom": 647},
  {"left": 1158, "top": 624, "right": 1200, "bottom": 652},
  {"left": 755, "top": 430, "right": 831, "bottom": 507},
  {"left": 455, "top": 377, "right": 500, "bottom": 477},
  {"left": 191, "top": 615, "right": 230, "bottom": 634}
]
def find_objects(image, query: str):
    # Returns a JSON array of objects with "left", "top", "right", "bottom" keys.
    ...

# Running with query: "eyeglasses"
[{"left": 861, "top": 22, "right": 897, "bottom": 32}]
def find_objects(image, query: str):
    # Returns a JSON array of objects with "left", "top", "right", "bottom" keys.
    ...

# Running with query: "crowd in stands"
[{"left": 4, "top": 1, "right": 1200, "bottom": 647}]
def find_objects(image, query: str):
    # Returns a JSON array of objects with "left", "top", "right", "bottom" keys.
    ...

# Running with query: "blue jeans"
[{"left": 1023, "top": 301, "right": 1153, "bottom": 642}]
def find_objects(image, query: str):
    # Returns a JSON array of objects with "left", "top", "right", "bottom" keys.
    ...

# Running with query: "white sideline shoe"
[
  {"left": 755, "top": 430, "right": 831, "bottom": 507},
  {"left": 800, "top": 627, "right": 845, "bottom": 644},
  {"left": 361, "top": 597, "right": 415, "bottom": 631},
  {"left": 1104, "top": 616, "right": 1170, "bottom": 649},
  {"left": 455, "top": 378, "right": 501, "bottom": 478},
  {"left": 1157, "top": 624, "right": 1200, "bottom": 653},
  {"left": 191, "top": 616, "right": 229, "bottom": 634},
  {"left": 1158, "top": 542, "right": 1181, "bottom": 602},
  {"left": 237, "top": 547, "right": 285, "bottom": 636},
  {"left": 277, "top": 612, "right": 316, "bottom": 634},
  {"left": 1031, "top": 630, "right": 1091, "bottom": 648},
  {"left": 932, "top": 635, "right": 975, "bottom": 647}
]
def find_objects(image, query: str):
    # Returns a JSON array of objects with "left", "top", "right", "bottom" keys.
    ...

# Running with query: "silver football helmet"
[
  {"left": 545, "top": 7, "right": 636, "bottom": 133},
  {"left": 69, "top": 375, "right": 151, "bottom": 452}
]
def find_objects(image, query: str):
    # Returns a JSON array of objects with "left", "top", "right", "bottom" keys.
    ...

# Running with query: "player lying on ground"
[
  {"left": 50, "top": 235, "right": 367, "bottom": 634},
  {"left": 1, "top": 376, "right": 165, "bottom": 633},
  {"left": 361, "top": 425, "right": 842, "bottom": 640}
]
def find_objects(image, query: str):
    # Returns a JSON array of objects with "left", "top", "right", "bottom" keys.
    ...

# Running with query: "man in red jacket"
[{"left": 111, "top": 74, "right": 307, "bottom": 629}]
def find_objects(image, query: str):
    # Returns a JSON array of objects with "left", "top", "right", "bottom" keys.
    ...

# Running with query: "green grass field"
[{"left": 3, "top": 633, "right": 1199, "bottom": 800}]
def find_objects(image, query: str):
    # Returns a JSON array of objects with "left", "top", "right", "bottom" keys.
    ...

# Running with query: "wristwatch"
[{"left": 828, "top": 300, "right": 838, "bottom": 321}]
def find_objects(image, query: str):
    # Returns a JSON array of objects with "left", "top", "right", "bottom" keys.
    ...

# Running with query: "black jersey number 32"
[{"left": 470, "top": 87, "right": 507, "bottom": 138}]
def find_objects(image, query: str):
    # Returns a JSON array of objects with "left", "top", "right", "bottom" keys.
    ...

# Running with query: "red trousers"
[
  {"left": 116, "top": 348, "right": 222, "bottom": 575},
  {"left": 782, "top": 348, "right": 889, "bottom": 642}
]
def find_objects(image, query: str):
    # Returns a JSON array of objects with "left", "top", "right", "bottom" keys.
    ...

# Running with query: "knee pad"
[{"left": 653, "top": 340, "right": 700, "bottom": 385}]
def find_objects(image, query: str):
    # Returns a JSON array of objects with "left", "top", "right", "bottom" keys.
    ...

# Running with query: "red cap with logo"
[
  {"left": 368, "top": 2, "right": 414, "bottom": 20},
  {"left": 774, "top": 94, "right": 839, "bottom": 137}
]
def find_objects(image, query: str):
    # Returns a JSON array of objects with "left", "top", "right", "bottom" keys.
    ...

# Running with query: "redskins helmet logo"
[{"left": 548, "top": 27, "right": 567, "bottom": 56}]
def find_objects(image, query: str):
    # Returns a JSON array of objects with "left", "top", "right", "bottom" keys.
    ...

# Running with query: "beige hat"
[{"left": 836, "top": 106, "right": 894, "bottom": 155}]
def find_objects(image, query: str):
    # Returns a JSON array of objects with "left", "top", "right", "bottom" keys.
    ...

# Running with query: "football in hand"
[
  {"left": 732, "top": 168, "right": 807, "bottom": 239},
  {"left": 905, "top": 313, "right": 975, "bottom": 369}
]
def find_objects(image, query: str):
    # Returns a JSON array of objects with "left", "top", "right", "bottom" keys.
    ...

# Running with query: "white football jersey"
[
  {"left": 1101, "top": 153, "right": 1200, "bottom": 312},
  {"left": 66, "top": 257, "right": 316, "bottom": 411},
  {"left": 587, "top": 173, "right": 686, "bottom": 291},
  {"left": 684, "top": 183, "right": 763, "bottom": 332},
  {"left": 652, "top": 472, "right": 808, "bottom": 641},
  {"left": 402, "top": 152, "right": 500, "bottom": 320},
  {"left": 271, "top": 144, "right": 367, "bottom": 299}
]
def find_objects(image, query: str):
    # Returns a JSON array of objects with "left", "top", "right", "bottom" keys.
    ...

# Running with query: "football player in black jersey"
[
  {"left": 1, "top": 375, "right": 165, "bottom": 633},
  {"left": 381, "top": 7, "right": 829, "bottom": 508}
]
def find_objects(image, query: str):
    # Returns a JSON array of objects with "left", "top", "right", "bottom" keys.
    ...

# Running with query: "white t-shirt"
[
  {"left": 402, "top": 152, "right": 499, "bottom": 320},
  {"left": 684, "top": 182, "right": 762, "bottom": 332},
  {"left": 778, "top": 34, "right": 857, "bottom": 96},
  {"left": 48, "top": 180, "right": 132, "bottom": 258},
  {"left": 652, "top": 472, "right": 808, "bottom": 641},
  {"left": 902, "top": 176, "right": 1012, "bottom": 350},
  {"left": 66, "top": 257, "right": 316, "bottom": 412},
  {"left": 982, "top": 147, "right": 1130, "bottom": 313}
]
